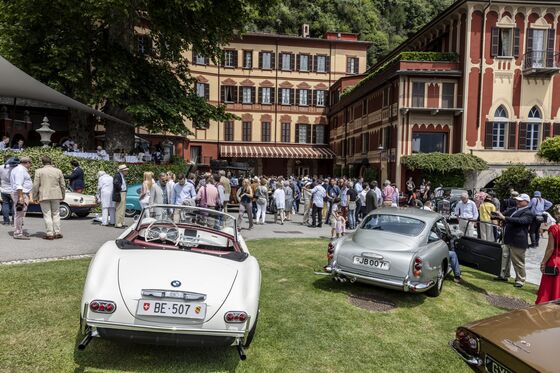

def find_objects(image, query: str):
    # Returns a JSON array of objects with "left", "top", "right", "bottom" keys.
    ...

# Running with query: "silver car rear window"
[{"left": 361, "top": 214, "right": 425, "bottom": 236}]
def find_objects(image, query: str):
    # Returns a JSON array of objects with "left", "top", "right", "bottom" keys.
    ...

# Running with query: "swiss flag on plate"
[{"left": 143, "top": 303, "right": 150, "bottom": 311}]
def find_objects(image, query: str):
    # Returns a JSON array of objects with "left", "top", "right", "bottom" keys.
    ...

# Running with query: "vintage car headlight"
[{"left": 456, "top": 327, "right": 480, "bottom": 355}]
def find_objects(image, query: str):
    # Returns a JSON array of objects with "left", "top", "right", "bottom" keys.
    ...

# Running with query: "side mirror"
[{"left": 133, "top": 215, "right": 140, "bottom": 222}]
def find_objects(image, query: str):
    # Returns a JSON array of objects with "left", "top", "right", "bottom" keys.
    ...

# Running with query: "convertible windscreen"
[{"left": 361, "top": 214, "right": 425, "bottom": 236}]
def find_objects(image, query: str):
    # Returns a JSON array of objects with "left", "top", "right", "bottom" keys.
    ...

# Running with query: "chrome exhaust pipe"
[
  {"left": 237, "top": 343, "right": 247, "bottom": 360},
  {"left": 78, "top": 330, "right": 92, "bottom": 350}
]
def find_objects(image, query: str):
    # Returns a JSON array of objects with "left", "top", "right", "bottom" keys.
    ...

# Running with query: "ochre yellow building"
[{"left": 185, "top": 31, "right": 371, "bottom": 176}]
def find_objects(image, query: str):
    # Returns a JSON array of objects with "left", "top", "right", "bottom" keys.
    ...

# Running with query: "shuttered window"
[
  {"left": 281, "top": 123, "right": 291, "bottom": 143},
  {"left": 224, "top": 121, "right": 234, "bottom": 141},
  {"left": 221, "top": 86, "right": 237, "bottom": 103},
  {"left": 261, "top": 122, "right": 271, "bottom": 142},
  {"left": 296, "top": 124, "right": 311, "bottom": 144},
  {"left": 222, "top": 50, "right": 237, "bottom": 67},
  {"left": 441, "top": 83, "right": 455, "bottom": 108},
  {"left": 491, "top": 27, "right": 520, "bottom": 57},
  {"left": 259, "top": 51, "right": 274, "bottom": 70},
  {"left": 412, "top": 82, "right": 425, "bottom": 107},
  {"left": 346, "top": 57, "right": 359, "bottom": 74},
  {"left": 314, "top": 125, "right": 326, "bottom": 144},
  {"left": 242, "top": 122, "right": 252, "bottom": 142}
]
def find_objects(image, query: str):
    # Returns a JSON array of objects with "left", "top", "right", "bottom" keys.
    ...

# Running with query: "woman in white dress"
[
  {"left": 96, "top": 171, "right": 115, "bottom": 226},
  {"left": 273, "top": 186, "right": 286, "bottom": 225},
  {"left": 140, "top": 171, "right": 154, "bottom": 209}
]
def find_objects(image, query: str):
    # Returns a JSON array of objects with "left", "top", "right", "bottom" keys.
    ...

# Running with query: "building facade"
[
  {"left": 328, "top": 0, "right": 560, "bottom": 189},
  {"left": 185, "top": 31, "right": 370, "bottom": 176}
]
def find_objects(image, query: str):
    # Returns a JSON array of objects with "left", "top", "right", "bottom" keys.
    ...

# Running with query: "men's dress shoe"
[
  {"left": 514, "top": 282, "right": 524, "bottom": 288},
  {"left": 54, "top": 234, "right": 63, "bottom": 239},
  {"left": 14, "top": 235, "right": 30, "bottom": 240},
  {"left": 493, "top": 276, "right": 508, "bottom": 282},
  {"left": 43, "top": 235, "right": 54, "bottom": 240}
]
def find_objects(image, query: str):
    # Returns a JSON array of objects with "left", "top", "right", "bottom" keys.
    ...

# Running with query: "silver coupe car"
[{"left": 324, "top": 208, "right": 455, "bottom": 297}]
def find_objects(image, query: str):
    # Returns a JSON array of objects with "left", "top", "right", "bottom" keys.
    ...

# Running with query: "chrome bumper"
[
  {"left": 86, "top": 319, "right": 246, "bottom": 338},
  {"left": 325, "top": 266, "right": 435, "bottom": 293},
  {"left": 449, "top": 340, "right": 483, "bottom": 367}
]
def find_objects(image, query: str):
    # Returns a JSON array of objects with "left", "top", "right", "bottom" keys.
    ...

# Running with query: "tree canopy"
[
  {"left": 0, "top": 0, "right": 267, "bottom": 150},
  {"left": 248, "top": 0, "right": 455, "bottom": 65}
]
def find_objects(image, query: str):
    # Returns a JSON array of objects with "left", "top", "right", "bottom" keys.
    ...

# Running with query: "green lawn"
[{"left": 0, "top": 239, "right": 539, "bottom": 372}]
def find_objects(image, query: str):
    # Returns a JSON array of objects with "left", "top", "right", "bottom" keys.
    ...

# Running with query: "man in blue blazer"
[
  {"left": 64, "top": 160, "right": 85, "bottom": 193},
  {"left": 495, "top": 193, "right": 535, "bottom": 288}
]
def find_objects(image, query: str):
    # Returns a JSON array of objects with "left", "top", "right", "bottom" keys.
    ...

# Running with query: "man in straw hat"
[{"left": 112, "top": 164, "right": 129, "bottom": 228}]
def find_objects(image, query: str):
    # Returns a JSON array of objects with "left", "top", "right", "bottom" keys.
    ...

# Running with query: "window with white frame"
[
  {"left": 282, "top": 53, "right": 291, "bottom": 70},
  {"left": 281, "top": 88, "right": 291, "bottom": 105},
  {"left": 262, "top": 52, "right": 272, "bottom": 69},
  {"left": 316, "top": 55, "right": 326, "bottom": 72},
  {"left": 242, "top": 87, "right": 252, "bottom": 104},
  {"left": 261, "top": 87, "right": 271, "bottom": 104},
  {"left": 194, "top": 54, "right": 206, "bottom": 65},
  {"left": 299, "top": 55, "right": 309, "bottom": 71},
  {"left": 196, "top": 83, "right": 206, "bottom": 98},
  {"left": 347, "top": 57, "right": 359, "bottom": 74},
  {"left": 299, "top": 90, "right": 308, "bottom": 106},
  {"left": 491, "top": 106, "right": 509, "bottom": 149},
  {"left": 223, "top": 50, "right": 235, "bottom": 67},
  {"left": 316, "top": 90, "right": 325, "bottom": 107},
  {"left": 526, "top": 106, "right": 541, "bottom": 150},
  {"left": 243, "top": 51, "right": 252, "bottom": 69}
]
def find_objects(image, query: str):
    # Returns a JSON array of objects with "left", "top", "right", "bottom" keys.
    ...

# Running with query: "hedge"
[
  {"left": 493, "top": 165, "right": 537, "bottom": 200},
  {"left": 537, "top": 136, "right": 560, "bottom": 163},
  {"left": 401, "top": 153, "right": 488, "bottom": 172},
  {"left": 0, "top": 148, "right": 191, "bottom": 196}
]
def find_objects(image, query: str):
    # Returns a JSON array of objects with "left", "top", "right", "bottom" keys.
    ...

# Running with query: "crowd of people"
[{"left": 0, "top": 154, "right": 557, "bottom": 305}]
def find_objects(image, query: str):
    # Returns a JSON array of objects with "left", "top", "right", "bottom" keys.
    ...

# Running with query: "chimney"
[{"left": 302, "top": 24, "right": 310, "bottom": 38}]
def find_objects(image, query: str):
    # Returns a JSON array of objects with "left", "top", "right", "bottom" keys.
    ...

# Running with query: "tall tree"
[{"left": 0, "top": 0, "right": 267, "bottom": 151}]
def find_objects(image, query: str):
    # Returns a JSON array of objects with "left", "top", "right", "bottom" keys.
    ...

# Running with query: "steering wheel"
[{"left": 144, "top": 220, "right": 181, "bottom": 245}]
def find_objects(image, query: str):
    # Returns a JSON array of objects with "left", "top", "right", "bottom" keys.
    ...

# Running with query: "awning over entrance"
[{"left": 220, "top": 144, "right": 335, "bottom": 159}]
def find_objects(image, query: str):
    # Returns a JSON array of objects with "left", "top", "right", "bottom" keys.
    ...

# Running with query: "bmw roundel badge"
[{"left": 171, "top": 280, "right": 181, "bottom": 288}]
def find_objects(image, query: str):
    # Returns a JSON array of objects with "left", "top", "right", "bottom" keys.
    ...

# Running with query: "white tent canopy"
[{"left": 0, "top": 55, "right": 133, "bottom": 127}]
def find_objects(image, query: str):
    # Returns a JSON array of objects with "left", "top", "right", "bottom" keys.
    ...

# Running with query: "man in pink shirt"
[
  {"left": 197, "top": 177, "right": 219, "bottom": 209},
  {"left": 382, "top": 180, "right": 395, "bottom": 208}
]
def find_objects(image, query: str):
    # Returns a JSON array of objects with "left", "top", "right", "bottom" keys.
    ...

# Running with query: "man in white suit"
[{"left": 96, "top": 171, "right": 115, "bottom": 226}]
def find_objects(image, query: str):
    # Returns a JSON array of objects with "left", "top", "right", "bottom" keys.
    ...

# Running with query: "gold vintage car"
[{"left": 450, "top": 300, "right": 560, "bottom": 373}]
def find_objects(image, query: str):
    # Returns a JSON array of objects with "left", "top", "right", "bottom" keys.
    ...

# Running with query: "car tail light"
[
  {"left": 456, "top": 328, "right": 480, "bottom": 355},
  {"left": 413, "top": 257, "right": 423, "bottom": 277},
  {"left": 89, "top": 300, "right": 116, "bottom": 314},
  {"left": 224, "top": 311, "right": 248, "bottom": 323},
  {"left": 327, "top": 242, "right": 334, "bottom": 260}
]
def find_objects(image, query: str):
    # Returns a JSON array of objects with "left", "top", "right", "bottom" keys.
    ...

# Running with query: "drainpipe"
[
  {"left": 217, "top": 60, "right": 221, "bottom": 159},
  {"left": 476, "top": 0, "right": 492, "bottom": 131},
  {"left": 274, "top": 38, "right": 279, "bottom": 144}
]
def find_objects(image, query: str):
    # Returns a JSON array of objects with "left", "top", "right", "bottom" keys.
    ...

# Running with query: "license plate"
[
  {"left": 353, "top": 256, "right": 390, "bottom": 271},
  {"left": 485, "top": 355, "right": 513, "bottom": 373},
  {"left": 136, "top": 300, "right": 206, "bottom": 319}
]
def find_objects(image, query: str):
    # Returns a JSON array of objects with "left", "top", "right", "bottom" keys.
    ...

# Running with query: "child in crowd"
[
  {"left": 330, "top": 197, "right": 340, "bottom": 239},
  {"left": 335, "top": 211, "right": 346, "bottom": 238}
]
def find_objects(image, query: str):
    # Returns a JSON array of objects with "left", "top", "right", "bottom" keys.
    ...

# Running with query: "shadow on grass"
[
  {"left": 72, "top": 329, "right": 241, "bottom": 373},
  {"left": 312, "top": 276, "right": 427, "bottom": 309},
  {"left": 462, "top": 268, "right": 538, "bottom": 297}
]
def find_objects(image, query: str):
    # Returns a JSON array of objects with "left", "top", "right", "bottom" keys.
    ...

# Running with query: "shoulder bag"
[{"left": 544, "top": 226, "right": 559, "bottom": 276}]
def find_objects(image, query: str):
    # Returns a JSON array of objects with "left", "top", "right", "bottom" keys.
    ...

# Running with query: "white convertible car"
[{"left": 78, "top": 205, "right": 261, "bottom": 359}]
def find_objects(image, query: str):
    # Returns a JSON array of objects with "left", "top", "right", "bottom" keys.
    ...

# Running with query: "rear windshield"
[{"left": 360, "top": 214, "right": 425, "bottom": 236}]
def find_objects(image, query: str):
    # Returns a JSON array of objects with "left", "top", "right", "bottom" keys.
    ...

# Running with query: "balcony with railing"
[{"left": 523, "top": 50, "right": 560, "bottom": 76}]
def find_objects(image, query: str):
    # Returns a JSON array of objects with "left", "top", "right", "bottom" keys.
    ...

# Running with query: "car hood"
[
  {"left": 117, "top": 250, "right": 238, "bottom": 322},
  {"left": 351, "top": 229, "right": 422, "bottom": 252},
  {"left": 466, "top": 301, "right": 560, "bottom": 372}
]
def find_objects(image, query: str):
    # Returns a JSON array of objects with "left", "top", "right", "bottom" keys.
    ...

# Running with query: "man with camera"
[
  {"left": 493, "top": 193, "right": 535, "bottom": 288},
  {"left": 10, "top": 157, "right": 32, "bottom": 240}
]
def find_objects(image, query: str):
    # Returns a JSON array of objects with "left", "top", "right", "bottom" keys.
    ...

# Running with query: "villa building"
[
  {"left": 185, "top": 30, "right": 371, "bottom": 176},
  {"left": 328, "top": 0, "right": 560, "bottom": 189}
]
